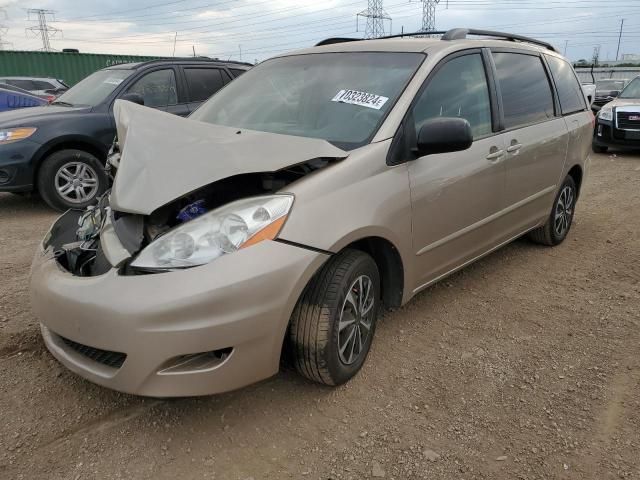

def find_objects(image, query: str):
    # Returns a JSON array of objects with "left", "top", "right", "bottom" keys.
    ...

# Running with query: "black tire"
[
  {"left": 37, "top": 149, "right": 107, "bottom": 211},
  {"left": 288, "top": 249, "right": 380, "bottom": 386},
  {"left": 528, "top": 175, "right": 577, "bottom": 246},
  {"left": 592, "top": 142, "right": 608, "bottom": 154}
]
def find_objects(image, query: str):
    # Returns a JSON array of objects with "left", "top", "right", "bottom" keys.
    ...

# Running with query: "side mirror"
[
  {"left": 120, "top": 92, "right": 145, "bottom": 106},
  {"left": 415, "top": 117, "right": 473, "bottom": 156}
]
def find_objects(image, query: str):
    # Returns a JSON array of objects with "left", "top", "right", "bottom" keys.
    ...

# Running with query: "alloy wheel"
[
  {"left": 54, "top": 162, "right": 99, "bottom": 204},
  {"left": 554, "top": 185, "right": 574, "bottom": 238},
  {"left": 338, "top": 275, "right": 375, "bottom": 365}
]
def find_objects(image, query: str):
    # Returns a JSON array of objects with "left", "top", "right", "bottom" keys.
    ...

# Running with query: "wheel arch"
[
  {"left": 32, "top": 136, "right": 109, "bottom": 190},
  {"left": 341, "top": 236, "right": 405, "bottom": 309},
  {"left": 567, "top": 164, "right": 583, "bottom": 198}
]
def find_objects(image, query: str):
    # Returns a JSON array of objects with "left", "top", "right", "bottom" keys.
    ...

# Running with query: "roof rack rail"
[
  {"left": 314, "top": 28, "right": 556, "bottom": 52},
  {"left": 315, "top": 37, "right": 360, "bottom": 46},
  {"left": 441, "top": 28, "right": 557, "bottom": 52}
]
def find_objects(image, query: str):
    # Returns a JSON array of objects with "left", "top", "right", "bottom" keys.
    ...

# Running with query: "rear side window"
[
  {"left": 7, "top": 79, "right": 35, "bottom": 90},
  {"left": 492, "top": 52, "right": 555, "bottom": 129},
  {"left": 184, "top": 68, "right": 225, "bottom": 102},
  {"left": 545, "top": 55, "right": 587, "bottom": 114}
]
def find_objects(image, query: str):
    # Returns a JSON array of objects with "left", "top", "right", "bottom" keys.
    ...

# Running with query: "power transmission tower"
[
  {"left": 592, "top": 46, "right": 600, "bottom": 67},
  {"left": 0, "top": 8, "right": 11, "bottom": 50},
  {"left": 26, "top": 9, "right": 61, "bottom": 52},
  {"left": 357, "top": 0, "right": 392, "bottom": 39},
  {"left": 420, "top": 0, "right": 440, "bottom": 33}
]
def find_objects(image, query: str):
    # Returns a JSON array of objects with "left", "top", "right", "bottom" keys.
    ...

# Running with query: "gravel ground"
[{"left": 0, "top": 151, "right": 639, "bottom": 480}]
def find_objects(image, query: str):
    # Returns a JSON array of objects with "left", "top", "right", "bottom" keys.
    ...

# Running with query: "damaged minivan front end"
[{"left": 31, "top": 101, "right": 342, "bottom": 396}]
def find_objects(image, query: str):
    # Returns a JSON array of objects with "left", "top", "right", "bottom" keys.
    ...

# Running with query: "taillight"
[
  {"left": 46, "top": 95, "right": 55, "bottom": 103},
  {"left": 589, "top": 111, "right": 596, "bottom": 127}
]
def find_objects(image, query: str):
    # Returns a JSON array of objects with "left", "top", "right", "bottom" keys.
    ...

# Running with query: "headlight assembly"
[
  {"left": 130, "top": 194, "right": 294, "bottom": 270},
  {"left": 0, "top": 127, "right": 37, "bottom": 145},
  {"left": 599, "top": 107, "right": 613, "bottom": 122}
]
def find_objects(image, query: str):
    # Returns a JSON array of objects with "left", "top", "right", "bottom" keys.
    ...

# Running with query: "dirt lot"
[{"left": 0, "top": 151, "right": 639, "bottom": 480}]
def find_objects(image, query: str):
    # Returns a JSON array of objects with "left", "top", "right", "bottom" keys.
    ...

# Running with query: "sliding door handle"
[{"left": 506, "top": 143, "right": 522, "bottom": 153}]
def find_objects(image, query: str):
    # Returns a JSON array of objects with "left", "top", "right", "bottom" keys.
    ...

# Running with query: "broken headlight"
[{"left": 130, "top": 194, "right": 293, "bottom": 270}]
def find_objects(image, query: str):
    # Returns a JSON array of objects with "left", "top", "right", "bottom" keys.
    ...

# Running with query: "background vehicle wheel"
[
  {"left": 288, "top": 249, "right": 380, "bottom": 386},
  {"left": 529, "top": 175, "right": 577, "bottom": 246},
  {"left": 592, "top": 143, "right": 608, "bottom": 154},
  {"left": 37, "top": 149, "right": 107, "bottom": 211}
]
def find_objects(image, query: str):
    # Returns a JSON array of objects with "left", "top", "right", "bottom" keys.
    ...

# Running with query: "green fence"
[{"left": 0, "top": 50, "right": 165, "bottom": 85}]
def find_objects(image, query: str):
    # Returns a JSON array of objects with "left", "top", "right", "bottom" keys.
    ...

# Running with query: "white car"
[{"left": 0, "top": 76, "right": 69, "bottom": 100}]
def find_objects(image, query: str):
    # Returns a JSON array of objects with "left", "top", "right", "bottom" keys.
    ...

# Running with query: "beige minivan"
[{"left": 31, "top": 29, "right": 592, "bottom": 397}]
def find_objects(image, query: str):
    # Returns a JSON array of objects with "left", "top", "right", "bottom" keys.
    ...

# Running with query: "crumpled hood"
[{"left": 111, "top": 100, "right": 348, "bottom": 215}]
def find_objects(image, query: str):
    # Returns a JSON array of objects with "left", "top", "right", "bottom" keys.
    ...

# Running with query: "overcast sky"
[{"left": 1, "top": 0, "right": 639, "bottom": 63}]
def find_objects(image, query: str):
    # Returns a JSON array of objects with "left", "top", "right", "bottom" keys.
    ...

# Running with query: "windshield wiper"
[{"left": 51, "top": 100, "right": 74, "bottom": 107}]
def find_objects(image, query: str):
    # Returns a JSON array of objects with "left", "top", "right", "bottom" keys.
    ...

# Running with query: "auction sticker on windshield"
[{"left": 332, "top": 89, "right": 389, "bottom": 110}]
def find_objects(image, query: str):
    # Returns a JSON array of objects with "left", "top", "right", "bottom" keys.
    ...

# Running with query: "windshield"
[
  {"left": 619, "top": 78, "right": 640, "bottom": 99},
  {"left": 190, "top": 52, "right": 424, "bottom": 149},
  {"left": 596, "top": 80, "right": 626, "bottom": 91},
  {"left": 55, "top": 69, "right": 132, "bottom": 107}
]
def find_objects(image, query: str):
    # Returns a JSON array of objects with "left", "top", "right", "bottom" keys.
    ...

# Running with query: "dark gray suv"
[{"left": 0, "top": 58, "right": 251, "bottom": 210}]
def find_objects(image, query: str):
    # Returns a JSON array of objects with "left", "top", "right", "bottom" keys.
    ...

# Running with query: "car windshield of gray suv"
[
  {"left": 619, "top": 78, "right": 640, "bottom": 99},
  {"left": 53, "top": 69, "right": 133, "bottom": 107},
  {"left": 190, "top": 52, "right": 424, "bottom": 149}
]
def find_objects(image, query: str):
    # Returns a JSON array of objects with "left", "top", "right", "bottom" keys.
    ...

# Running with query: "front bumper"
[
  {"left": 31, "top": 238, "right": 328, "bottom": 397},
  {"left": 594, "top": 117, "right": 640, "bottom": 149},
  {"left": 0, "top": 139, "right": 41, "bottom": 192}
]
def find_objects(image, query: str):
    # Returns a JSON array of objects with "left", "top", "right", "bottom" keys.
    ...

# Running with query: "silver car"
[{"left": 31, "top": 29, "right": 592, "bottom": 397}]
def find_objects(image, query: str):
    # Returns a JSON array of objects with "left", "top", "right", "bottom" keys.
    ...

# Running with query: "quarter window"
[
  {"left": 545, "top": 55, "right": 587, "bottom": 114},
  {"left": 184, "top": 68, "right": 226, "bottom": 102},
  {"left": 492, "top": 52, "right": 554, "bottom": 129},
  {"left": 412, "top": 53, "right": 492, "bottom": 139},
  {"left": 127, "top": 69, "right": 178, "bottom": 108},
  {"left": 32, "top": 80, "right": 56, "bottom": 90}
]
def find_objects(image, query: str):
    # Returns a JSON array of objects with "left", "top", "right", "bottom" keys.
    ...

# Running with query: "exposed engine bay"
[{"left": 44, "top": 158, "right": 336, "bottom": 277}]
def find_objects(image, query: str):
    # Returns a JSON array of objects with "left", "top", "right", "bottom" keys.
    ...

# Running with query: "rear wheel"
[
  {"left": 288, "top": 249, "right": 380, "bottom": 386},
  {"left": 37, "top": 149, "right": 107, "bottom": 211},
  {"left": 529, "top": 175, "right": 577, "bottom": 246}
]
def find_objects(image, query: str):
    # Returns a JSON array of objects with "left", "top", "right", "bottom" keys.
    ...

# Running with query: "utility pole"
[
  {"left": 357, "top": 0, "right": 392, "bottom": 39},
  {"left": 615, "top": 18, "right": 624, "bottom": 61},
  {"left": 26, "top": 9, "right": 60, "bottom": 51},
  {"left": 563, "top": 40, "right": 568, "bottom": 56},
  {"left": 420, "top": 0, "right": 441, "bottom": 33},
  {"left": 172, "top": 32, "right": 177, "bottom": 56}
]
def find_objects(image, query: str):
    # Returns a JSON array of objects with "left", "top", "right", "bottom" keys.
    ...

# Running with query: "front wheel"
[
  {"left": 529, "top": 175, "right": 577, "bottom": 246},
  {"left": 37, "top": 149, "right": 107, "bottom": 211},
  {"left": 287, "top": 249, "right": 380, "bottom": 386}
]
